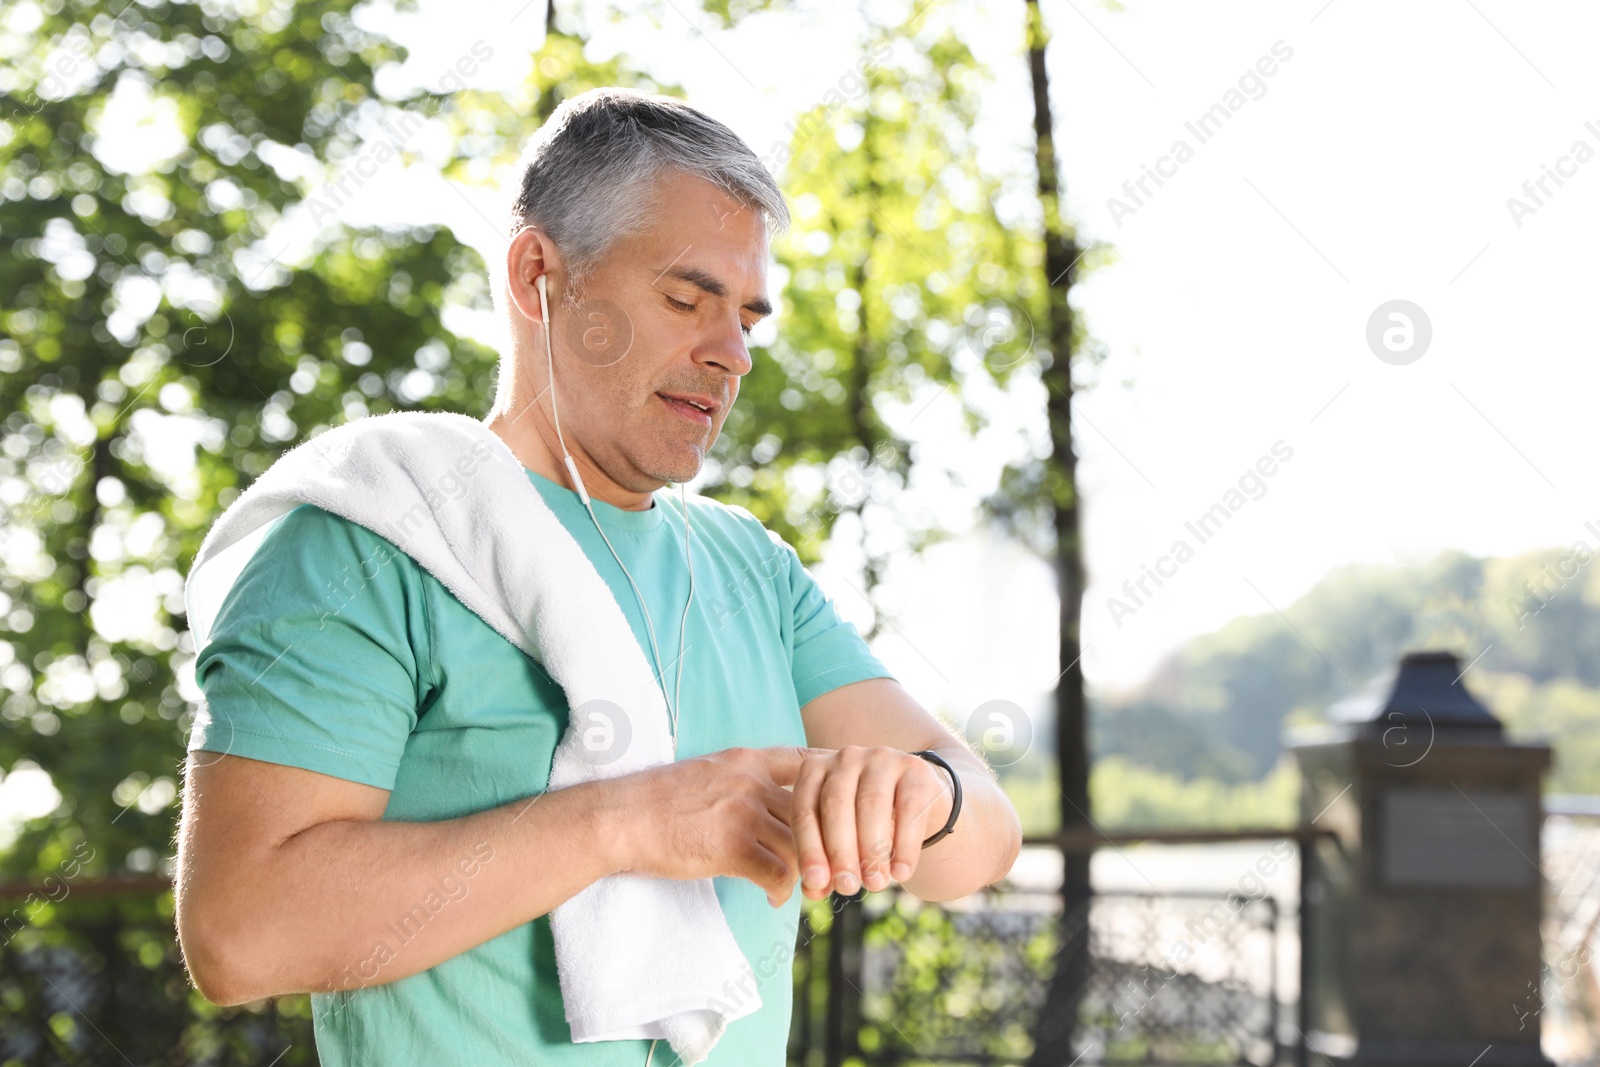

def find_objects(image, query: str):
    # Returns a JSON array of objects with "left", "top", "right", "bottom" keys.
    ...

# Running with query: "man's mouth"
[{"left": 657, "top": 392, "right": 719, "bottom": 426}]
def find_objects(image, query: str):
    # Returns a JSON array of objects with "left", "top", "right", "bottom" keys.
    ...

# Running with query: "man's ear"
[{"left": 506, "top": 227, "right": 562, "bottom": 325}]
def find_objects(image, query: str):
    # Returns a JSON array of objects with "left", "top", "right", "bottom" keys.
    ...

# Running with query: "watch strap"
[{"left": 911, "top": 749, "right": 961, "bottom": 848}]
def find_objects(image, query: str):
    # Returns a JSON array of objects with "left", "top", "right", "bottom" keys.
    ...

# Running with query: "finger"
[
  {"left": 760, "top": 781, "right": 794, "bottom": 827},
  {"left": 745, "top": 807, "right": 799, "bottom": 908},
  {"left": 789, "top": 759, "right": 832, "bottom": 900},
  {"left": 855, "top": 756, "right": 900, "bottom": 892},
  {"left": 719, "top": 794, "right": 791, "bottom": 886},
  {"left": 757, "top": 745, "right": 832, "bottom": 788},
  {"left": 741, "top": 835, "right": 795, "bottom": 904},
  {"left": 758, "top": 843, "right": 797, "bottom": 907},
  {"left": 890, "top": 769, "right": 938, "bottom": 883},
  {"left": 754, "top": 810, "right": 799, "bottom": 880},
  {"left": 817, "top": 754, "right": 864, "bottom": 897}
]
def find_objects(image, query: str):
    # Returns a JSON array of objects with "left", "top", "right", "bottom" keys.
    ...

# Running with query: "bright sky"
[{"left": 43, "top": 0, "right": 1600, "bottom": 766}]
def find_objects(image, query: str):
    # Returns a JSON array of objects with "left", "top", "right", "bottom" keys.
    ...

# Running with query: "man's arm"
[
  {"left": 794, "top": 677, "right": 1022, "bottom": 903},
  {"left": 176, "top": 747, "right": 804, "bottom": 1005}
]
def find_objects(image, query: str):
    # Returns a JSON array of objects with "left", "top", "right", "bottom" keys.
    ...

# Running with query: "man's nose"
[{"left": 694, "top": 314, "right": 753, "bottom": 378}]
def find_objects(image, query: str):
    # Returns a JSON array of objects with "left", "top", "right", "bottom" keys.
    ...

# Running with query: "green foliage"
[
  {"left": 999, "top": 755, "right": 1298, "bottom": 835},
  {"left": 1088, "top": 757, "right": 1298, "bottom": 831},
  {"left": 0, "top": 0, "right": 505, "bottom": 884},
  {"left": 433, "top": 10, "right": 674, "bottom": 179},
  {"left": 0, "top": 887, "right": 317, "bottom": 1064},
  {"left": 1475, "top": 671, "right": 1600, "bottom": 794},
  {"left": 790, "top": 891, "right": 1054, "bottom": 1065},
  {"left": 695, "top": 12, "right": 1044, "bottom": 586},
  {"left": 862, "top": 894, "right": 1053, "bottom": 1062}
]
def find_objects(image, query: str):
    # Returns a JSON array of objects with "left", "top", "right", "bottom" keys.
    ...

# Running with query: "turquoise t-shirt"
[{"left": 188, "top": 466, "right": 895, "bottom": 1067}]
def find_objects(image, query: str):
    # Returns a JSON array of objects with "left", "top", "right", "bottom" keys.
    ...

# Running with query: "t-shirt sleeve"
[
  {"left": 767, "top": 529, "right": 896, "bottom": 707},
  {"left": 187, "top": 504, "right": 431, "bottom": 791}
]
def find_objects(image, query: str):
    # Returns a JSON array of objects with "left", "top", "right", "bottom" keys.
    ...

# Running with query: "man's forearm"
[
  {"left": 900, "top": 745, "right": 1021, "bottom": 903},
  {"left": 179, "top": 774, "right": 629, "bottom": 1005}
]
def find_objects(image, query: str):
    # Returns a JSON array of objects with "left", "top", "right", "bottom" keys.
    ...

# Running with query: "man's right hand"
[{"left": 611, "top": 746, "right": 816, "bottom": 907}]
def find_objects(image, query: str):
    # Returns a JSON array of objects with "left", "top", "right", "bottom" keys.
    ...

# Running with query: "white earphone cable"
[{"left": 539, "top": 275, "right": 692, "bottom": 749}]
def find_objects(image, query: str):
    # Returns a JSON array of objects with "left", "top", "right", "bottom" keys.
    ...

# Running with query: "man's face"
[{"left": 550, "top": 169, "right": 772, "bottom": 490}]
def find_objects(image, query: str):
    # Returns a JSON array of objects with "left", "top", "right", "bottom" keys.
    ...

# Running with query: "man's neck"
[{"left": 481, "top": 409, "right": 656, "bottom": 511}]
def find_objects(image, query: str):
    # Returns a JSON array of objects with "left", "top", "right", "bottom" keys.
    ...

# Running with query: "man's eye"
[
  {"left": 740, "top": 321, "right": 754, "bottom": 337},
  {"left": 665, "top": 295, "right": 696, "bottom": 312}
]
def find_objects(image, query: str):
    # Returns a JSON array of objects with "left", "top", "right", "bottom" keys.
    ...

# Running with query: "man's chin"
[{"left": 635, "top": 448, "right": 704, "bottom": 488}]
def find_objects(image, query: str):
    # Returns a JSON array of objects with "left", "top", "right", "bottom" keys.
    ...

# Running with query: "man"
[{"left": 175, "top": 87, "right": 1021, "bottom": 1066}]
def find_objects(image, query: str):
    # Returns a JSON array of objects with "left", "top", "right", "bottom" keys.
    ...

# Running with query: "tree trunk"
[{"left": 1023, "top": 1, "right": 1093, "bottom": 1061}]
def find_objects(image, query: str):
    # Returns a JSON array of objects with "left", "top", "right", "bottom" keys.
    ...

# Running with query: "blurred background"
[{"left": 3, "top": 0, "right": 1599, "bottom": 1063}]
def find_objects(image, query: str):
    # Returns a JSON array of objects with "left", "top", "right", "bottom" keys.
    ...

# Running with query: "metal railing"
[
  {"left": 1, "top": 829, "right": 1333, "bottom": 1067},
  {"left": 789, "top": 828, "right": 1337, "bottom": 1067}
]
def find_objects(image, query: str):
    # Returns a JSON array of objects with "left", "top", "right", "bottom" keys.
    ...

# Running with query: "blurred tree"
[
  {"left": 0, "top": 0, "right": 501, "bottom": 882},
  {"left": 700, "top": 13, "right": 1042, "bottom": 635},
  {"left": 435, "top": 0, "right": 671, "bottom": 166},
  {"left": 1003, "top": 1, "right": 1104, "bottom": 1060},
  {"left": 0, "top": 0, "right": 504, "bottom": 1059}
]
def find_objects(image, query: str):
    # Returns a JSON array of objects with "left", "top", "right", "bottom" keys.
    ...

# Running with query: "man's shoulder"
[
  {"left": 269, "top": 501, "right": 412, "bottom": 550},
  {"left": 253, "top": 503, "right": 428, "bottom": 585},
  {"left": 199, "top": 502, "right": 429, "bottom": 664}
]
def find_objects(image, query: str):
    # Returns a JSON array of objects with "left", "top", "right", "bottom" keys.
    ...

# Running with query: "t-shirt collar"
[{"left": 523, "top": 467, "right": 666, "bottom": 532}]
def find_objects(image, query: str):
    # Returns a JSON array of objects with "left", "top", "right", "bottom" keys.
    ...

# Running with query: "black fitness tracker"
[{"left": 911, "top": 749, "right": 962, "bottom": 847}]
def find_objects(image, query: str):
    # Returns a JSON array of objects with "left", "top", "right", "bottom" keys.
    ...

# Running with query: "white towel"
[{"left": 183, "top": 409, "right": 759, "bottom": 1065}]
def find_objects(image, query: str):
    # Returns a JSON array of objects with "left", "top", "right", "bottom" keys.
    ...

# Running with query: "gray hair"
[{"left": 506, "top": 87, "right": 789, "bottom": 304}]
